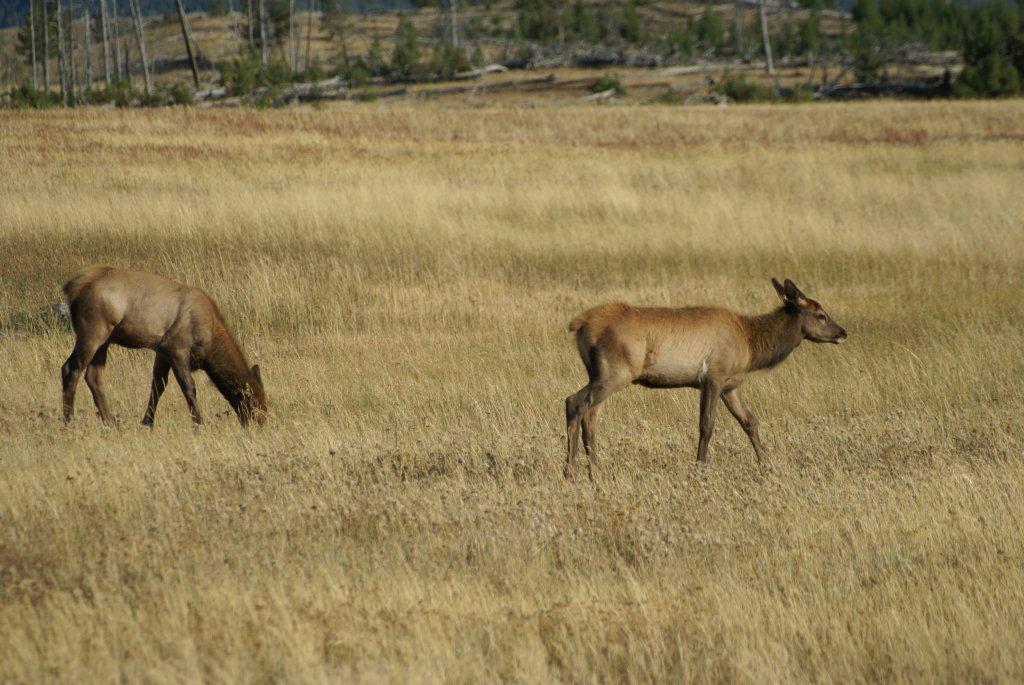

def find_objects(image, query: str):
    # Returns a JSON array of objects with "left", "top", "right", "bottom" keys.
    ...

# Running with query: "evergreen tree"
[
  {"left": 570, "top": 0, "right": 597, "bottom": 43},
  {"left": 390, "top": 13, "right": 420, "bottom": 78},
  {"left": 619, "top": 0, "right": 643, "bottom": 45},
  {"left": 957, "top": 0, "right": 1022, "bottom": 96},
  {"left": 320, "top": 0, "right": 350, "bottom": 48},
  {"left": 696, "top": 7, "right": 724, "bottom": 54}
]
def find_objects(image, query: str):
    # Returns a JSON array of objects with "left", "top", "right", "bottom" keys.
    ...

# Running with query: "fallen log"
[
  {"left": 815, "top": 80, "right": 951, "bottom": 100},
  {"left": 417, "top": 74, "right": 556, "bottom": 98},
  {"left": 453, "top": 64, "right": 509, "bottom": 80},
  {"left": 582, "top": 88, "right": 616, "bottom": 102}
]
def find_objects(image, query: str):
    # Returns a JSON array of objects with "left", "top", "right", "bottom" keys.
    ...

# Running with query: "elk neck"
[
  {"left": 203, "top": 321, "right": 256, "bottom": 412},
  {"left": 743, "top": 306, "right": 804, "bottom": 372}
]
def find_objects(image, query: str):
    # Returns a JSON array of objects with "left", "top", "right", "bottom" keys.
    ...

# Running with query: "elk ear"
[
  {"left": 782, "top": 279, "right": 809, "bottom": 308},
  {"left": 772, "top": 277, "right": 787, "bottom": 301},
  {"left": 251, "top": 364, "right": 262, "bottom": 383}
]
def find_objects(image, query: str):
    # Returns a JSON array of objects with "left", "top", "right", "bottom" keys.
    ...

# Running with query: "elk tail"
[{"left": 567, "top": 314, "right": 587, "bottom": 333}]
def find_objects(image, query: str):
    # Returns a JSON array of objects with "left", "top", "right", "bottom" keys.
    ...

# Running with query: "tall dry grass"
[{"left": 1, "top": 101, "right": 1023, "bottom": 682}]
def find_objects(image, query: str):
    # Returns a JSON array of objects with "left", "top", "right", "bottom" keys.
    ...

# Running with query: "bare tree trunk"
[
  {"left": 55, "top": 0, "right": 66, "bottom": 103},
  {"left": 42, "top": 0, "right": 51, "bottom": 90},
  {"left": 174, "top": 0, "right": 201, "bottom": 88},
  {"left": 758, "top": 0, "right": 774, "bottom": 75},
  {"left": 227, "top": 0, "right": 241, "bottom": 53},
  {"left": 99, "top": 0, "right": 110, "bottom": 84},
  {"left": 733, "top": 1, "right": 743, "bottom": 59},
  {"left": 246, "top": 0, "right": 254, "bottom": 52},
  {"left": 128, "top": 0, "right": 150, "bottom": 95},
  {"left": 110, "top": 0, "right": 122, "bottom": 80},
  {"left": 30, "top": 0, "right": 39, "bottom": 89},
  {"left": 68, "top": 0, "right": 78, "bottom": 101},
  {"left": 304, "top": 0, "right": 312, "bottom": 71},
  {"left": 259, "top": 0, "right": 268, "bottom": 65},
  {"left": 287, "top": 0, "right": 295, "bottom": 71},
  {"left": 84, "top": 3, "right": 92, "bottom": 90},
  {"left": 449, "top": 0, "right": 457, "bottom": 48},
  {"left": 123, "top": 36, "right": 130, "bottom": 82}
]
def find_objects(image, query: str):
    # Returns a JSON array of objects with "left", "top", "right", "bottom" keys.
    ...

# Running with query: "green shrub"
[
  {"left": 649, "top": 88, "right": 682, "bottom": 105},
  {"left": 346, "top": 63, "right": 371, "bottom": 88},
  {"left": 165, "top": 81, "right": 195, "bottom": 106},
  {"left": 6, "top": 83, "right": 60, "bottom": 109},
  {"left": 592, "top": 72, "right": 625, "bottom": 95},
  {"left": 221, "top": 54, "right": 294, "bottom": 97},
  {"left": 80, "top": 80, "right": 140, "bottom": 107},
  {"left": 221, "top": 54, "right": 262, "bottom": 95},
  {"left": 427, "top": 44, "right": 470, "bottom": 80},
  {"left": 715, "top": 73, "right": 773, "bottom": 102}
]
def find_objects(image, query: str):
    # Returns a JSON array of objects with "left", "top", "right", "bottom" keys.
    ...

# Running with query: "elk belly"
[{"left": 634, "top": 342, "right": 711, "bottom": 389}]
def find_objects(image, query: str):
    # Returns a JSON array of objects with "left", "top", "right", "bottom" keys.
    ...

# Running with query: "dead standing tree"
[
  {"left": 288, "top": 0, "right": 295, "bottom": 71},
  {"left": 304, "top": 0, "right": 313, "bottom": 71},
  {"left": 67, "top": 0, "right": 76, "bottom": 101},
  {"left": 259, "top": 0, "right": 268, "bottom": 64},
  {"left": 246, "top": 0, "right": 254, "bottom": 52},
  {"left": 173, "top": 0, "right": 201, "bottom": 87},
  {"left": 449, "top": 0, "right": 458, "bottom": 49},
  {"left": 42, "top": 0, "right": 50, "bottom": 90},
  {"left": 758, "top": 0, "right": 774, "bottom": 75},
  {"left": 99, "top": 0, "right": 111, "bottom": 84},
  {"left": 29, "top": 0, "right": 39, "bottom": 88},
  {"left": 127, "top": 0, "right": 150, "bottom": 95},
  {"left": 110, "top": 0, "right": 123, "bottom": 80},
  {"left": 83, "top": 2, "right": 92, "bottom": 90},
  {"left": 55, "top": 0, "right": 66, "bottom": 102},
  {"left": 733, "top": 1, "right": 743, "bottom": 58}
]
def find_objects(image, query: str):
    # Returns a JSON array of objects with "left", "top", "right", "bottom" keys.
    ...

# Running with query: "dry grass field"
[{"left": 1, "top": 100, "right": 1023, "bottom": 682}]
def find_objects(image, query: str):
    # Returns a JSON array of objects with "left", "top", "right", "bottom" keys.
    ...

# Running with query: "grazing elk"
[
  {"left": 564, "top": 278, "right": 846, "bottom": 479},
  {"left": 61, "top": 266, "right": 268, "bottom": 427}
]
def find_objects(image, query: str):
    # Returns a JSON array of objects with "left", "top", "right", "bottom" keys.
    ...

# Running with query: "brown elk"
[
  {"left": 60, "top": 266, "right": 268, "bottom": 427},
  {"left": 564, "top": 278, "right": 846, "bottom": 479}
]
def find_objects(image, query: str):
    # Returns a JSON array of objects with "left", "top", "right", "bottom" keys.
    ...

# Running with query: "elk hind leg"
[
  {"left": 84, "top": 343, "right": 114, "bottom": 424},
  {"left": 62, "top": 327, "right": 111, "bottom": 423},
  {"left": 565, "top": 385, "right": 590, "bottom": 479},
  {"left": 722, "top": 388, "right": 767, "bottom": 463},
  {"left": 141, "top": 354, "right": 172, "bottom": 427},
  {"left": 580, "top": 401, "right": 606, "bottom": 483},
  {"left": 571, "top": 377, "right": 624, "bottom": 482}
]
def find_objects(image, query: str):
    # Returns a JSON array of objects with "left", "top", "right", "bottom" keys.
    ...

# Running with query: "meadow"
[{"left": 1, "top": 100, "right": 1023, "bottom": 682}]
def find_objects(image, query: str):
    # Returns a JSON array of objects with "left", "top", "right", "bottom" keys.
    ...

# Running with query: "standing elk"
[
  {"left": 60, "top": 265, "right": 268, "bottom": 427},
  {"left": 564, "top": 278, "right": 846, "bottom": 479}
]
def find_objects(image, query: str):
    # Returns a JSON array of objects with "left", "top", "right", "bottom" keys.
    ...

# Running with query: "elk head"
[{"left": 772, "top": 278, "right": 847, "bottom": 344}]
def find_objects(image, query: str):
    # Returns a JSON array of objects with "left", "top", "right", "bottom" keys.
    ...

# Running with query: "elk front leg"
[
  {"left": 170, "top": 356, "right": 202, "bottom": 425},
  {"left": 696, "top": 379, "right": 721, "bottom": 463},
  {"left": 141, "top": 354, "right": 171, "bottom": 427},
  {"left": 721, "top": 388, "right": 767, "bottom": 463}
]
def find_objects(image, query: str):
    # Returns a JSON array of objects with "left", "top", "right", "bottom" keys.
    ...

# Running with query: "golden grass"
[{"left": 1, "top": 100, "right": 1023, "bottom": 682}]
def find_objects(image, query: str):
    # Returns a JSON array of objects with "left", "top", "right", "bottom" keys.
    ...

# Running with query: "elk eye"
[{"left": 816, "top": 314, "right": 827, "bottom": 321}]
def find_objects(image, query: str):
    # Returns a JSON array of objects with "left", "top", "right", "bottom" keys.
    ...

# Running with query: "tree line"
[{"left": 3, "top": 0, "right": 1024, "bottom": 106}]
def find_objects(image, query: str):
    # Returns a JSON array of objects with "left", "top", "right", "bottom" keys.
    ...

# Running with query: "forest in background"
[{"left": 0, "top": 0, "right": 1022, "bottom": 107}]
